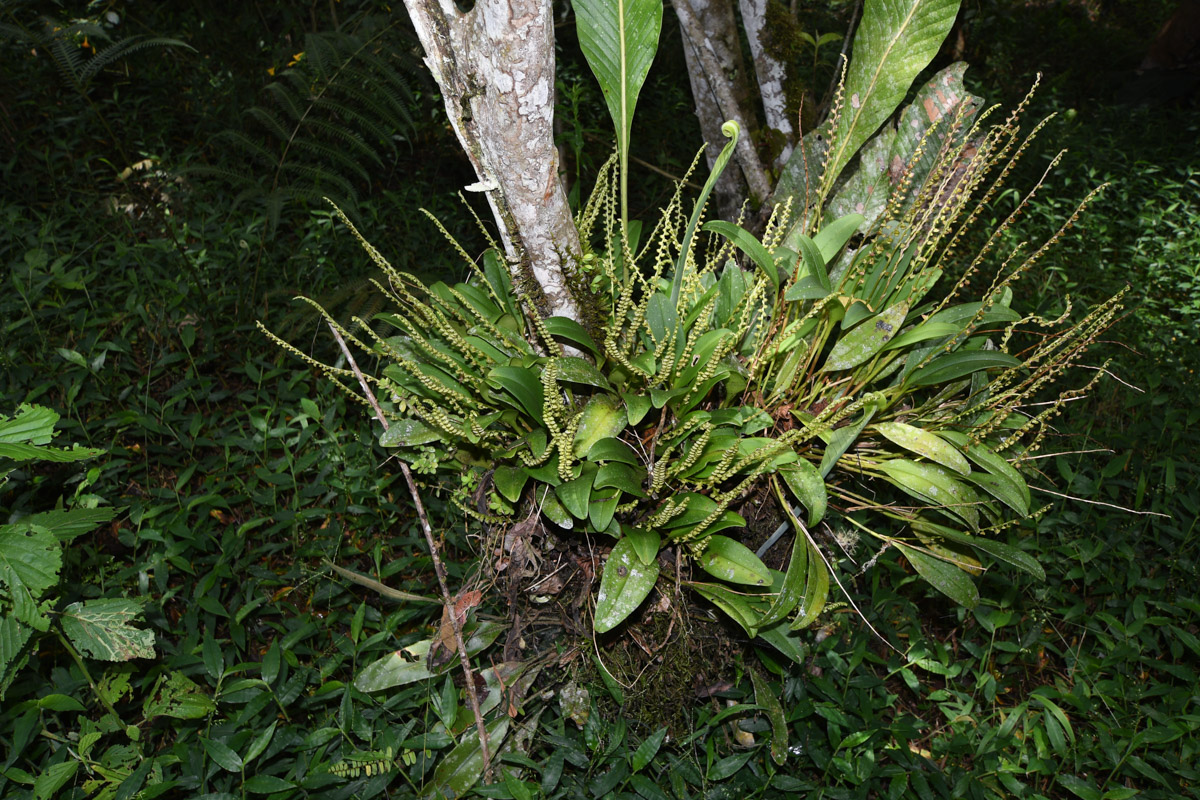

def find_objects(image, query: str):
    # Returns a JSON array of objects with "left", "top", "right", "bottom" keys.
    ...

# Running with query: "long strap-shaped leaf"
[
  {"left": 575, "top": 0, "right": 663, "bottom": 227},
  {"left": 824, "top": 0, "right": 961, "bottom": 187}
]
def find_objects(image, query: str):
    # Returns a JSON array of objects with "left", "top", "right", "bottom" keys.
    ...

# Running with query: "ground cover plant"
[{"left": 0, "top": 1, "right": 1196, "bottom": 799}]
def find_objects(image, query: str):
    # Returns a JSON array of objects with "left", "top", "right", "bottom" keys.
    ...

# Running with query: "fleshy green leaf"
[
  {"left": 487, "top": 366, "right": 545, "bottom": 424},
  {"left": 587, "top": 437, "right": 639, "bottom": 464},
  {"left": 59, "top": 599, "right": 155, "bottom": 661},
  {"left": 823, "top": 303, "right": 909, "bottom": 371},
  {"left": 907, "top": 350, "right": 1022, "bottom": 386},
  {"left": 897, "top": 543, "right": 979, "bottom": 608},
  {"left": 573, "top": 394, "right": 628, "bottom": 457},
  {"left": 688, "top": 581, "right": 763, "bottom": 636},
  {"left": 756, "top": 526, "right": 807, "bottom": 629},
  {"left": 353, "top": 621, "right": 506, "bottom": 692},
  {"left": 555, "top": 356, "right": 613, "bottom": 391},
  {"left": 594, "top": 537, "right": 660, "bottom": 633},
  {"left": 878, "top": 459, "right": 982, "bottom": 529},
  {"left": 493, "top": 466, "right": 529, "bottom": 504},
  {"left": 791, "top": 536, "right": 830, "bottom": 630},
  {"left": 543, "top": 316, "right": 601, "bottom": 356},
  {"left": 623, "top": 526, "right": 661, "bottom": 566},
  {"left": 914, "top": 520, "right": 1044, "bottom": 580},
  {"left": 697, "top": 535, "right": 771, "bottom": 587},
  {"left": 702, "top": 221, "right": 779, "bottom": 292},
  {"left": 379, "top": 418, "right": 442, "bottom": 448},
  {"left": 779, "top": 460, "right": 827, "bottom": 526},
  {"left": 750, "top": 669, "right": 789, "bottom": 765},
  {"left": 426, "top": 717, "right": 510, "bottom": 798},
  {"left": 874, "top": 422, "right": 971, "bottom": 475}
]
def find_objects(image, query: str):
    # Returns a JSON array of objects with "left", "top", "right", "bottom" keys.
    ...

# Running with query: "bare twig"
[
  {"left": 1030, "top": 485, "right": 1172, "bottom": 518},
  {"left": 326, "top": 322, "right": 493, "bottom": 780}
]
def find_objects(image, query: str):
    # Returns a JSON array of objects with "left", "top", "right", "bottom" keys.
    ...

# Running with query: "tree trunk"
[
  {"left": 401, "top": 0, "right": 581, "bottom": 322},
  {"left": 671, "top": 0, "right": 772, "bottom": 217},
  {"left": 739, "top": 0, "right": 795, "bottom": 170}
]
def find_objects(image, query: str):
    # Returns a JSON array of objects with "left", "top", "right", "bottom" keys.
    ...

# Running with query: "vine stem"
[{"left": 326, "top": 322, "right": 493, "bottom": 781}]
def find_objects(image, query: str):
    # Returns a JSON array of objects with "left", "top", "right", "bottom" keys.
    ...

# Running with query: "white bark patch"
[
  {"left": 403, "top": 0, "right": 581, "bottom": 322},
  {"left": 739, "top": 0, "right": 794, "bottom": 168}
]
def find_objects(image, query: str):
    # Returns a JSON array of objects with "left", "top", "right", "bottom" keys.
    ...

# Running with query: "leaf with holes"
[
  {"left": 59, "top": 599, "right": 155, "bottom": 661},
  {"left": 594, "top": 537, "right": 660, "bottom": 633}
]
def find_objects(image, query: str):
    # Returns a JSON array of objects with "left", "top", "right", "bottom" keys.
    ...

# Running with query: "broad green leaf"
[
  {"left": 779, "top": 460, "right": 827, "bottom": 526},
  {"left": 813, "top": 213, "right": 867, "bottom": 265},
  {"left": 493, "top": 465, "right": 529, "bottom": 504},
  {"left": 630, "top": 727, "right": 667, "bottom": 773},
  {"left": 757, "top": 618, "right": 809, "bottom": 663},
  {"left": 645, "top": 291, "right": 677, "bottom": 346},
  {"left": 487, "top": 366, "right": 545, "bottom": 424},
  {"left": 823, "top": 303, "right": 909, "bottom": 371},
  {"left": 828, "top": 124, "right": 897, "bottom": 227},
  {"left": 913, "top": 520, "right": 1045, "bottom": 580},
  {"left": 595, "top": 461, "right": 647, "bottom": 497},
  {"left": 660, "top": 492, "right": 718, "bottom": 529},
  {"left": 702, "top": 221, "right": 779, "bottom": 292},
  {"left": 817, "top": 397, "right": 880, "bottom": 478},
  {"left": 697, "top": 535, "right": 771, "bottom": 587},
  {"left": 882, "top": 321, "right": 959, "bottom": 351},
  {"left": 59, "top": 599, "right": 155, "bottom": 661},
  {"left": 825, "top": 0, "right": 962, "bottom": 185},
  {"left": 715, "top": 263, "right": 748, "bottom": 326},
  {"left": 879, "top": 458, "right": 981, "bottom": 529},
  {"left": 33, "top": 761, "right": 78, "bottom": 799},
  {"left": 12, "top": 507, "right": 116, "bottom": 543},
  {"left": 791, "top": 536, "right": 830, "bottom": 629},
  {"left": 964, "top": 471, "right": 1030, "bottom": 516},
  {"left": 0, "top": 525, "right": 61, "bottom": 630},
  {"left": 244, "top": 775, "right": 296, "bottom": 794},
  {"left": 951, "top": 436, "right": 1030, "bottom": 514},
  {"left": 907, "top": 350, "right": 1022, "bottom": 386},
  {"left": 757, "top": 525, "right": 807, "bottom": 629},
  {"left": 555, "top": 356, "right": 613, "bottom": 391},
  {"left": 898, "top": 543, "right": 978, "bottom": 607},
  {"left": 556, "top": 473, "right": 594, "bottom": 520},
  {"left": 201, "top": 736, "right": 243, "bottom": 772},
  {"left": 623, "top": 526, "right": 661, "bottom": 566},
  {"left": 539, "top": 490, "right": 574, "bottom": 529},
  {"left": 353, "top": 621, "right": 506, "bottom": 692},
  {"left": 574, "top": 0, "right": 663, "bottom": 224},
  {"left": 623, "top": 392, "right": 652, "bottom": 425},
  {"left": 688, "top": 581, "right": 763, "bottom": 635},
  {"left": 379, "top": 418, "right": 441, "bottom": 448},
  {"left": 0, "top": 404, "right": 57, "bottom": 445},
  {"left": 426, "top": 717, "right": 510, "bottom": 799},
  {"left": 543, "top": 316, "right": 601, "bottom": 357},
  {"left": 589, "top": 489, "right": 620, "bottom": 533},
  {"left": 874, "top": 421, "right": 971, "bottom": 475},
  {"left": 586, "top": 437, "right": 639, "bottom": 464},
  {"left": 0, "top": 615, "right": 33, "bottom": 700},
  {"left": 750, "top": 669, "right": 789, "bottom": 765},
  {"left": 142, "top": 671, "right": 216, "bottom": 720},
  {"left": 573, "top": 394, "right": 628, "bottom": 457},
  {"left": 594, "top": 537, "right": 660, "bottom": 633}
]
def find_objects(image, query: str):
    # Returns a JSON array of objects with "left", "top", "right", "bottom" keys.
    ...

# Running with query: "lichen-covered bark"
[
  {"left": 671, "top": 0, "right": 772, "bottom": 213},
  {"left": 739, "top": 0, "right": 794, "bottom": 170},
  {"left": 402, "top": 0, "right": 581, "bottom": 322}
]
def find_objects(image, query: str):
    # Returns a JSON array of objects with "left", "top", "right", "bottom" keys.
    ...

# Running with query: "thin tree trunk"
[
  {"left": 739, "top": 0, "right": 795, "bottom": 170},
  {"left": 401, "top": 0, "right": 581, "bottom": 322},
  {"left": 671, "top": 0, "right": 772, "bottom": 211}
]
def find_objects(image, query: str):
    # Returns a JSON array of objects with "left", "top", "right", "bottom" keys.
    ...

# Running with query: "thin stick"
[
  {"left": 1030, "top": 485, "right": 1171, "bottom": 518},
  {"left": 326, "top": 322, "right": 493, "bottom": 780}
]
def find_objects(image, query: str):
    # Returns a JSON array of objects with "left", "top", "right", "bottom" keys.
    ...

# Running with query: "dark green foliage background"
[{"left": 0, "top": 1, "right": 1196, "bottom": 798}]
